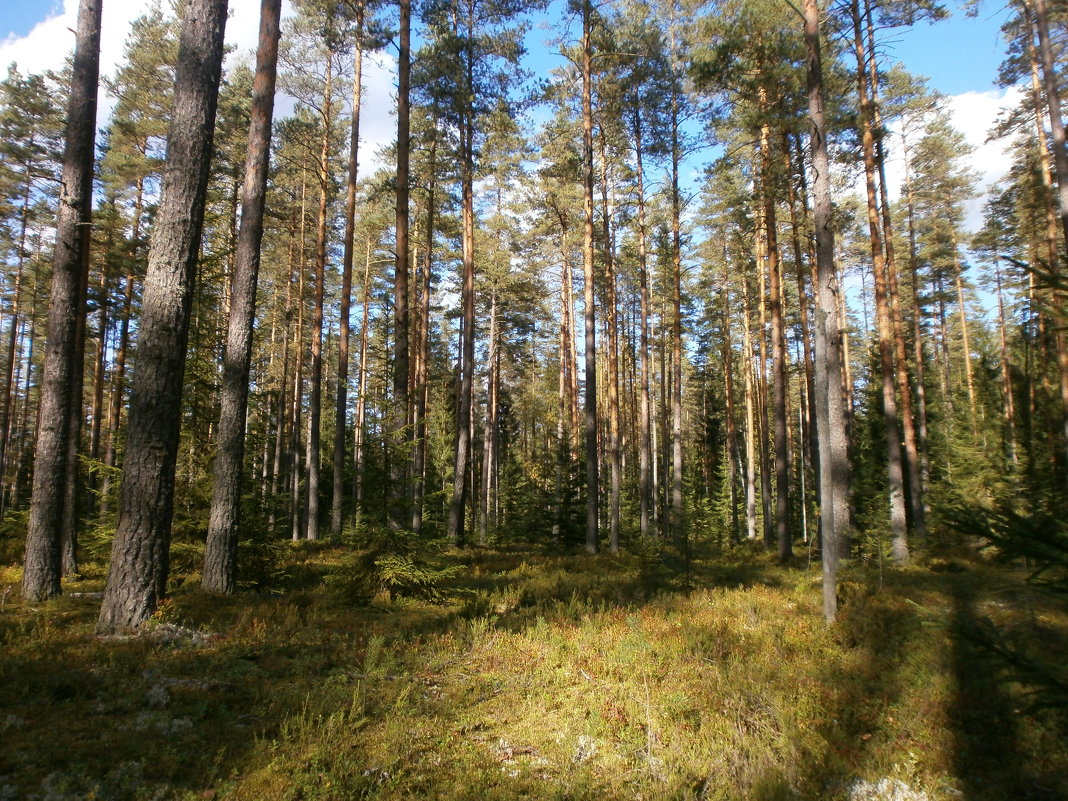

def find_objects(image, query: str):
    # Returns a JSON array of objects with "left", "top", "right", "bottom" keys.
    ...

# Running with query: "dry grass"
[{"left": 0, "top": 542, "right": 1066, "bottom": 800}]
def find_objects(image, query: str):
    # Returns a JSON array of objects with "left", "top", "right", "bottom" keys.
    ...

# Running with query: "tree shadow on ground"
[{"left": 947, "top": 574, "right": 1067, "bottom": 800}]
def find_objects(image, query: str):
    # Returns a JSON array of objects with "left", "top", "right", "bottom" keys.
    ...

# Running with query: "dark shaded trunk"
[
  {"left": 23, "top": 0, "right": 101, "bottom": 601},
  {"left": 203, "top": 0, "right": 280, "bottom": 592},
  {"left": 390, "top": 0, "right": 411, "bottom": 529}
]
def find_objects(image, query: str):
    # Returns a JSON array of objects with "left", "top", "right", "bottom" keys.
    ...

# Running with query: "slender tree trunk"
[
  {"left": 741, "top": 279, "right": 758, "bottom": 543},
  {"left": 864, "top": 2, "right": 925, "bottom": 539},
  {"left": 97, "top": 0, "right": 229, "bottom": 631},
  {"left": 634, "top": 109, "right": 653, "bottom": 541},
  {"left": 994, "top": 255, "right": 1019, "bottom": 466},
  {"left": 448, "top": 94, "right": 476, "bottom": 547},
  {"left": 333, "top": 9, "right": 364, "bottom": 538},
  {"left": 754, "top": 214, "right": 773, "bottom": 549},
  {"left": 669, "top": 62, "right": 684, "bottom": 547},
  {"left": 902, "top": 150, "right": 931, "bottom": 500},
  {"left": 852, "top": 0, "right": 907, "bottom": 564},
  {"left": 391, "top": 0, "right": 412, "bottom": 529},
  {"left": 760, "top": 118, "right": 790, "bottom": 560},
  {"left": 581, "top": 0, "right": 599, "bottom": 553},
  {"left": 953, "top": 244, "right": 978, "bottom": 432},
  {"left": 305, "top": 54, "right": 334, "bottom": 543},
  {"left": 203, "top": 0, "right": 280, "bottom": 592},
  {"left": 722, "top": 255, "right": 739, "bottom": 542},
  {"left": 354, "top": 240, "right": 372, "bottom": 514},
  {"left": 23, "top": 0, "right": 101, "bottom": 601},
  {"left": 480, "top": 289, "right": 499, "bottom": 545},
  {"left": 598, "top": 129, "right": 621, "bottom": 554},
  {"left": 412, "top": 127, "right": 437, "bottom": 536}
]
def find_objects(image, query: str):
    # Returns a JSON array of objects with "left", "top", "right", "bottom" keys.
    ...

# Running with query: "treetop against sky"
[{"left": 0, "top": 0, "right": 1020, "bottom": 228}]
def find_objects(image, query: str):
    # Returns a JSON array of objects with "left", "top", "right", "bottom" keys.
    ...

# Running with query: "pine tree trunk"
[
  {"left": 741, "top": 279, "right": 759, "bottom": 543},
  {"left": 634, "top": 109, "right": 653, "bottom": 542},
  {"left": 760, "top": 120, "right": 790, "bottom": 560},
  {"left": 805, "top": 0, "right": 850, "bottom": 620},
  {"left": 391, "top": 0, "right": 412, "bottom": 529},
  {"left": 864, "top": 3, "right": 925, "bottom": 539},
  {"left": 599, "top": 130, "right": 621, "bottom": 554},
  {"left": 203, "top": 0, "right": 280, "bottom": 592},
  {"left": 581, "top": 0, "right": 599, "bottom": 554},
  {"left": 23, "top": 0, "right": 101, "bottom": 602},
  {"left": 97, "top": 0, "right": 228, "bottom": 631},
  {"left": 448, "top": 100, "right": 476, "bottom": 548},
  {"left": 333, "top": 11, "right": 364, "bottom": 538},
  {"left": 354, "top": 240, "right": 372, "bottom": 514},
  {"left": 412, "top": 129, "right": 436, "bottom": 536},
  {"left": 852, "top": 0, "right": 907, "bottom": 564},
  {"left": 305, "top": 55, "right": 334, "bottom": 543}
]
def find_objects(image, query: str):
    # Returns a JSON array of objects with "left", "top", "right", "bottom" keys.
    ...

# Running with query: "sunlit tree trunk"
[
  {"left": 333, "top": 8, "right": 365, "bottom": 538},
  {"left": 97, "top": 0, "right": 229, "bottom": 631}
]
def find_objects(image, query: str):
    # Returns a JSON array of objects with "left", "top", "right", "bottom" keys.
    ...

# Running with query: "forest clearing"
[
  {"left": 2, "top": 538, "right": 1067, "bottom": 801},
  {"left": 4, "top": 0, "right": 1068, "bottom": 796}
]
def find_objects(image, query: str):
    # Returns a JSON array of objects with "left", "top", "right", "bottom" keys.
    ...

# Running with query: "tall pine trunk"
[
  {"left": 333, "top": 10, "right": 364, "bottom": 538},
  {"left": 97, "top": 0, "right": 229, "bottom": 632},
  {"left": 23, "top": 0, "right": 101, "bottom": 601},
  {"left": 203, "top": 0, "right": 281, "bottom": 592}
]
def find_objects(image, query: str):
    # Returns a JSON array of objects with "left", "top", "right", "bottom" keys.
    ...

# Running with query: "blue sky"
[{"left": 5, "top": 0, "right": 1013, "bottom": 96}]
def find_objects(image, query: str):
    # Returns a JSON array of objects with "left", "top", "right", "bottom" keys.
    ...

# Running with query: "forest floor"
[{"left": 1, "top": 537, "right": 1067, "bottom": 801}]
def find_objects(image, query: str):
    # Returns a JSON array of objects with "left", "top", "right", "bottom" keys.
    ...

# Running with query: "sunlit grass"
[{"left": 0, "top": 540, "right": 1065, "bottom": 800}]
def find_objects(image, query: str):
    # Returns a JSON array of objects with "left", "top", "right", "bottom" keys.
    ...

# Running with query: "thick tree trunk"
[
  {"left": 97, "top": 0, "right": 228, "bottom": 632},
  {"left": 23, "top": 0, "right": 101, "bottom": 602},
  {"left": 806, "top": 0, "right": 850, "bottom": 620},
  {"left": 203, "top": 0, "right": 280, "bottom": 593}
]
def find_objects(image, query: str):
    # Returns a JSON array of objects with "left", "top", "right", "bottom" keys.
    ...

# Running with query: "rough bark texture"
[
  {"left": 805, "top": 0, "right": 850, "bottom": 622},
  {"left": 23, "top": 0, "right": 101, "bottom": 602},
  {"left": 203, "top": 0, "right": 280, "bottom": 593},
  {"left": 97, "top": 0, "right": 228, "bottom": 632}
]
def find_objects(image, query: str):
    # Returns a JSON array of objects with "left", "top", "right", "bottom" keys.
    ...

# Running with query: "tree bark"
[
  {"left": 581, "top": 0, "right": 599, "bottom": 554},
  {"left": 203, "top": 0, "right": 280, "bottom": 593},
  {"left": 97, "top": 0, "right": 228, "bottom": 632},
  {"left": 23, "top": 0, "right": 101, "bottom": 602},
  {"left": 851, "top": 0, "right": 907, "bottom": 564},
  {"left": 333, "top": 7, "right": 364, "bottom": 539},
  {"left": 391, "top": 0, "right": 412, "bottom": 529},
  {"left": 805, "top": 0, "right": 850, "bottom": 620}
]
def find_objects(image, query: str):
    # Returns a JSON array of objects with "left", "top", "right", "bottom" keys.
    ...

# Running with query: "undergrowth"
[{"left": 0, "top": 540, "right": 1066, "bottom": 800}]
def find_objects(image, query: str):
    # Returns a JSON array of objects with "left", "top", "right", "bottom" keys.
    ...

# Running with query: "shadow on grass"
[{"left": 947, "top": 575, "right": 1066, "bottom": 801}]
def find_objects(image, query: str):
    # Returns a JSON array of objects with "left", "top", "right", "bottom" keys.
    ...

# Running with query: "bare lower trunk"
[
  {"left": 203, "top": 0, "right": 280, "bottom": 592},
  {"left": 97, "top": 0, "right": 228, "bottom": 631},
  {"left": 23, "top": 0, "right": 100, "bottom": 601}
]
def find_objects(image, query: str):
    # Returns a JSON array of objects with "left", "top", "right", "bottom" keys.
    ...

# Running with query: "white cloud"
[{"left": 0, "top": 0, "right": 397, "bottom": 174}]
